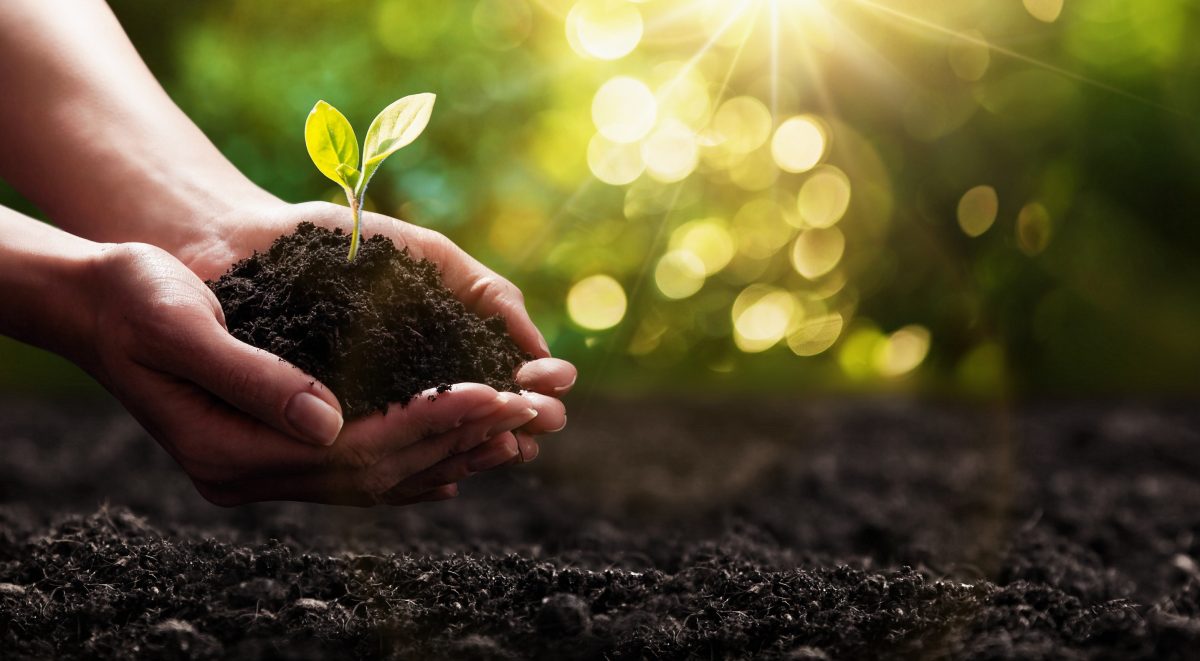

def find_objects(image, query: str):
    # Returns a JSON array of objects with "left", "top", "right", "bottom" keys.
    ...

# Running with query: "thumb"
[{"left": 161, "top": 318, "right": 344, "bottom": 446}]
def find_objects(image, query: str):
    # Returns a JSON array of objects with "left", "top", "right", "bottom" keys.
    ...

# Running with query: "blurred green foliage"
[{"left": 3, "top": 0, "right": 1199, "bottom": 397}]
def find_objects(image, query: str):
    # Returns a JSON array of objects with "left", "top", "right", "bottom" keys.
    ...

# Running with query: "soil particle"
[
  {"left": 207, "top": 222, "right": 528, "bottom": 418},
  {"left": 535, "top": 593, "right": 593, "bottom": 636}
]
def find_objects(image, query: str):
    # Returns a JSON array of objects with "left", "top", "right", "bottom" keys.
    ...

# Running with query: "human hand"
[
  {"left": 175, "top": 200, "right": 577, "bottom": 468},
  {"left": 83, "top": 242, "right": 565, "bottom": 506}
]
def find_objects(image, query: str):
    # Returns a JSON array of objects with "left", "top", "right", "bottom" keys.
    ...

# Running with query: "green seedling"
[{"left": 304, "top": 93, "right": 436, "bottom": 261}]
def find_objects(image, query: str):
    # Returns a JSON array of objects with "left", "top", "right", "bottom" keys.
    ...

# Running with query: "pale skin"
[{"left": 0, "top": 1, "right": 576, "bottom": 506}]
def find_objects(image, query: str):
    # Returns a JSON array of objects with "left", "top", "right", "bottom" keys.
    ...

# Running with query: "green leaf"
[
  {"left": 305, "top": 100, "right": 360, "bottom": 191},
  {"left": 357, "top": 93, "right": 436, "bottom": 195}
]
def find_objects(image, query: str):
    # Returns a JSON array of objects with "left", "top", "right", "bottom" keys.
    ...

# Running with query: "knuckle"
[
  {"left": 421, "top": 228, "right": 455, "bottom": 255},
  {"left": 219, "top": 365, "right": 260, "bottom": 405},
  {"left": 505, "top": 282, "right": 526, "bottom": 304},
  {"left": 452, "top": 432, "right": 481, "bottom": 455},
  {"left": 474, "top": 275, "right": 523, "bottom": 306},
  {"left": 101, "top": 241, "right": 167, "bottom": 272}
]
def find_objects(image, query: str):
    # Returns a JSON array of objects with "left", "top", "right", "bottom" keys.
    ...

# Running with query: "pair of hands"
[{"left": 85, "top": 201, "right": 575, "bottom": 507}]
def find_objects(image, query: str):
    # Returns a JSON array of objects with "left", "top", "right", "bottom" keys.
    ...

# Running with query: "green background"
[{"left": 2, "top": 0, "right": 1198, "bottom": 398}]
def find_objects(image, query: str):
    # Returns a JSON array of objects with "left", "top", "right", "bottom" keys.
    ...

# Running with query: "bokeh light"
[
  {"left": 588, "top": 133, "right": 645, "bottom": 185},
  {"left": 654, "top": 250, "right": 707, "bottom": 299},
  {"left": 957, "top": 185, "right": 999, "bottom": 237},
  {"left": 787, "top": 311, "right": 844, "bottom": 357},
  {"left": 732, "top": 285, "right": 795, "bottom": 353},
  {"left": 712, "top": 96, "right": 773, "bottom": 155},
  {"left": 734, "top": 197, "right": 795, "bottom": 259},
  {"left": 669, "top": 219, "right": 735, "bottom": 275},
  {"left": 642, "top": 119, "right": 699, "bottom": 183},
  {"left": 791, "top": 227, "right": 845, "bottom": 279},
  {"left": 876, "top": 325, "right": 931, "bottom": 377},
  {"left": 1023, "top": 0, "right": 1064, "bottom": 23},
  {"left": 592, "top": 76, "right": 656, "bottom": 143},
  {"left": 837, "top": 325, "right": 887, "bottom": 380},
  {"left": 771, "top": 116, "right": 827, "bottom": 173},
  {"left": 728, "top": 146, "right": 780, "bottom": 191},
  {"left": 1017, "top": 202, "right": 1052, "bottom": 255},
  {"left": 567, "top": 274, "right": 627, "bottom": 330},
  {"left": 566, "top": 0, "right": 643, "bottom": 60},
  {"left": 797, "top": 166, "right": 852, "bottom": 228}
]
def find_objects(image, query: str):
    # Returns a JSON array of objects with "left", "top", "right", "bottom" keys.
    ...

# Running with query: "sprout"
[{"left": 304, "top": 93, "right": 436, "bottom": 261}]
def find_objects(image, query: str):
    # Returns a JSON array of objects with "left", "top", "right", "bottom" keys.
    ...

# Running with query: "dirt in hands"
[{"left": 207, "top": 222, "right": 529, "bottom": 419}]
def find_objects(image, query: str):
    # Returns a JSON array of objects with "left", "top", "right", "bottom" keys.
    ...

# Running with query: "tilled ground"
[{"left": 1, "top": 396, "right": 1199, "bottom": 659}]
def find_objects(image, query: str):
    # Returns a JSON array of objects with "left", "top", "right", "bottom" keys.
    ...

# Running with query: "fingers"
[
  {"left": 516, "top": 431, "right": 540, "bottom": 464},
  {"left": 349, "top": 393, "right": 534, "bottom": 494},
  {"left": 519, "top": 391, "right": 566, "bottom": 434},
  {"left": 191, "top": 401, "right": 545, "bottom": 507},
  {"left": 158, "top": 382, "right": 513, "bottom": 485},
  {"left": 335, "top": 383, "right": 510, "bottom": 459},
  {"left": 408, "top": 483, "right": 460, "bottom": 504},
  {"left": 153, "top": 316, "right": 345, "bottom": 447},
  {"left": 516, "top": 358, "right": 578, "bottom": 396},
  {"left": 197, "top": 415, "right": 531, "bottom": 507},
  {"left": 378, "top": 433, "right": 520, "bottom": 504}
]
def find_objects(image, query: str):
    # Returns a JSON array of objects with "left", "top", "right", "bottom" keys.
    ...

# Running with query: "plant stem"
[{"left": 347, "top": 192, "right": 361, "bottom": 262}]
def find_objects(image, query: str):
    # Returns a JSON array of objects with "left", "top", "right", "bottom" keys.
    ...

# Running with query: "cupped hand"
[
  {"left": 177, "top": 200, "right": 577, "bottom": 456},
  {"left": 86, "top": 242, "right": 566, "bottom": 506}
]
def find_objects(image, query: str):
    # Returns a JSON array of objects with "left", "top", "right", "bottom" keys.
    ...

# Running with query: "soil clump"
[{"left": 207, "top": 222, "right": 527, "bottom": 418}]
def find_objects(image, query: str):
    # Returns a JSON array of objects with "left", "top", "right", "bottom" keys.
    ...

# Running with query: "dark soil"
[
  {"left": 2, "top": 396, "right": 1200, "bottom": 659},
  {"left": 207, "top": 222, "right": 528, "bottom": 418}
]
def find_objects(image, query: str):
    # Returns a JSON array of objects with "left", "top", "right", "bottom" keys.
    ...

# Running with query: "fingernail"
[
  {"left": 285, "top": 392, "right": 343, "bottom": 446},
  {"left": 537, "top": 333, "right": 551, "bottom": 357},
  {"left": 548, "top": 415, "right": 568, "bottom": 433},
  {"left": 518, "top": 434, "right": 540, "bottom": 463},
  {"left": 553, "top": 373, "right": 578, "bottom": 395},
  {"left": 462, "top": 394, "right": 507, "bottom": 424},
  {"left": 467, "top": 442, "right": 520, "bottom": 472},
  {"left": 486, "top": 408, "right": 538, "bottom": 438}
]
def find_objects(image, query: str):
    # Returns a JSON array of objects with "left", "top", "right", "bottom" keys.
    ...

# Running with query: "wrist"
[
  {"left": 120, "top": 167, "right": 282, "bottom": 257},
  {"left": 0, "top": 224, "right": 108, "bottom": 369}
]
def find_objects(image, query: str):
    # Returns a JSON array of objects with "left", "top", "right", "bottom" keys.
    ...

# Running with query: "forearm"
[
  {"left": 0, "top": 0, "right": 274, "bottom": 251},
  {"left": 0, "top": 206, "right": 104, "bottom": 367}
]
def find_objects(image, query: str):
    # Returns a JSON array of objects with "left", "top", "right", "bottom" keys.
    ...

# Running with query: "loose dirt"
[
  {"left": 2, "top": 397, "right": 1199, "bottom": 659},
  {"left": 207, "top": 222, "right": 528, "bottom": 419}
]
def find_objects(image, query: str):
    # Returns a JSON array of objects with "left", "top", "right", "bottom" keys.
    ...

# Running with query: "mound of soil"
[
  {"left": 207, "top": 222, "right": 528, "bottom": 418},
  {"left": 2, "top": 397, "right": 1200, "bottom": 659}
]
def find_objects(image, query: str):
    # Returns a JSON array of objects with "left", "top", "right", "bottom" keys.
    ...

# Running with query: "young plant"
[{"left": 304, "top": 93, "right": 436, "bottom": 261}]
